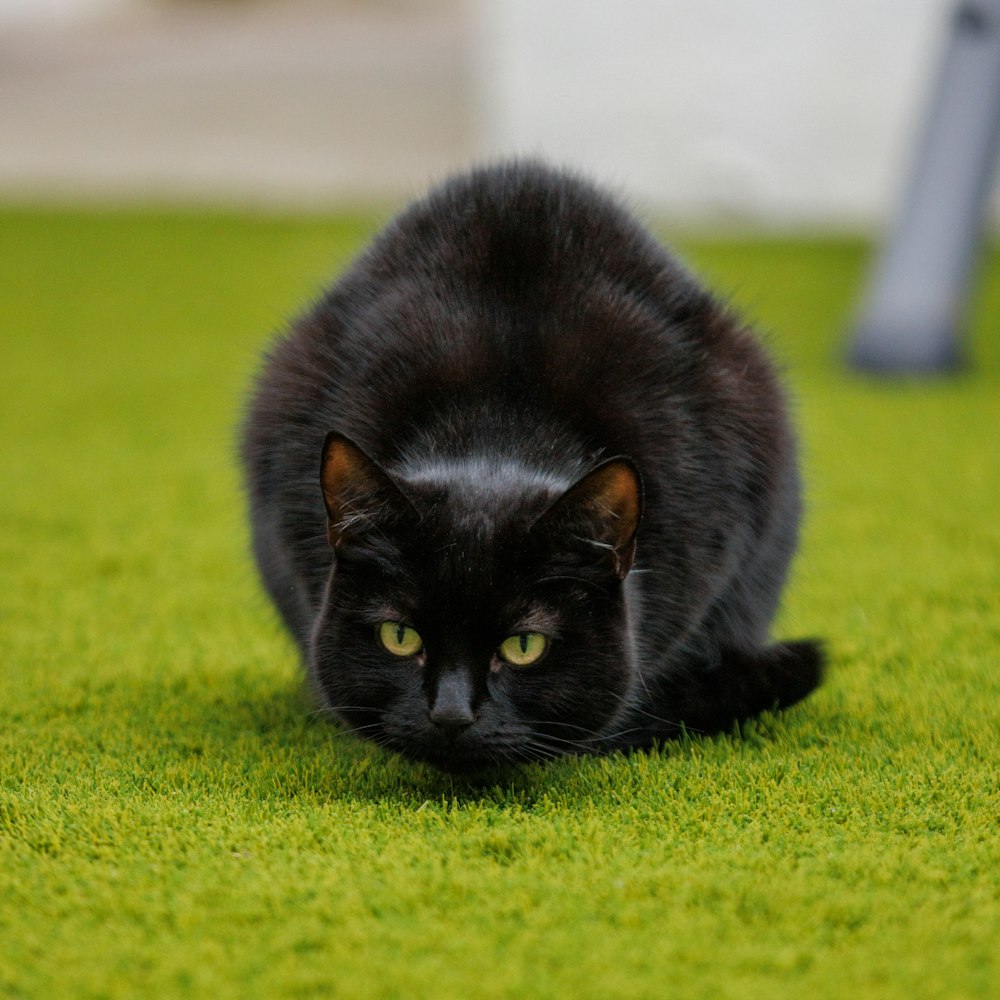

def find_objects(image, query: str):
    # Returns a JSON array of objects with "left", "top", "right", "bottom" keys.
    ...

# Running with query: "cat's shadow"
[
  {"left": 126, "top": 670, "right": 588, "bottom": 807},
  {"left": 127, "top": 667, "right": 817, "bottom": 810}
]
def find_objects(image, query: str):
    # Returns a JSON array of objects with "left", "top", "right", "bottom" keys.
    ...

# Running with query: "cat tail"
[
  {"left": 672, "top": 639, "right": 826, "bottom": 736},
  {"left": 610, "top": 639, "right": 825, "bottom": 748}
]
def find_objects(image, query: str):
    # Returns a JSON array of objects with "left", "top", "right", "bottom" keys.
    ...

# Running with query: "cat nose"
[{"left": 428, "top": 671, "right": 476, "bottom": 734}]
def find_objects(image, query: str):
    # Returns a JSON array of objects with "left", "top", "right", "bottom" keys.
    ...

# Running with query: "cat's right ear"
[{"left": 320, "top": 433, "right": 416, "bottom": 550}]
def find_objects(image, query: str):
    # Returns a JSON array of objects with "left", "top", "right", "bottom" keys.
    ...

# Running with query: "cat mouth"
[
  {"left": 401, "top": 724, "right": 599, "bottom": 773},
  {"left": 376, "top": 717, "right": 554, "bottom": 773}
]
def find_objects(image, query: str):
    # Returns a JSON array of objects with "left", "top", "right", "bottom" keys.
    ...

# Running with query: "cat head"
[{"left": 310, "top": 432, "right": 643, "bottom": 772}]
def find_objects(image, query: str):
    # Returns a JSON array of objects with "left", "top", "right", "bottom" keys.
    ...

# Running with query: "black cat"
[{"left": 241, "top": 161, "right": 823, "bottom": 772}]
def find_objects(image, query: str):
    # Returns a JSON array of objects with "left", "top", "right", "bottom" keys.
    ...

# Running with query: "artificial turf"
[{"left": 1, "top": 205, "right": 997, "bottom": 1000}]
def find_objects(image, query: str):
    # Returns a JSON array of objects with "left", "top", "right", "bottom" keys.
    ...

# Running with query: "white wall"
[
  {"left": 0, "top": 0, "right": 134, "bottom": 22},
  {"left": 5, "top": 0, "right": 988, "bottom": 226},
  {"left": 474, "top": 0, "right": 956, "bottom": 228}
]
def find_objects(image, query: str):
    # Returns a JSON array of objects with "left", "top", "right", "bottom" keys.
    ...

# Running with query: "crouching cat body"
[{"left": 242, "top": 162, "right": 823, "bottom": 771}]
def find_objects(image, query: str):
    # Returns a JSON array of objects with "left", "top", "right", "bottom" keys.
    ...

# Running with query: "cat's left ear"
[
  {"left": 320, "top": 432, "right": 417, "bottom": 550},
  {"left": 536, "top": 458, "right": 643, "bottom": 579}
]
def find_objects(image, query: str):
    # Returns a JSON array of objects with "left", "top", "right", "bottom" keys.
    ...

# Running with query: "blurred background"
[
  {"left": 1, "top": 0, "right": 989, "bottom": 230},
  {"left": 3, "top": 12, "right": 998, "bottom": 996}
]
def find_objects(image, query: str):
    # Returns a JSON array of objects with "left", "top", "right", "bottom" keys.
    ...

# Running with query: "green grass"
[{"left": 1, "top": 205, "right": 997, "bottom": 1000}]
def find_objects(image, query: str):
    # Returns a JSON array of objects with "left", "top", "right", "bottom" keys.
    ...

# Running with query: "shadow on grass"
[
  {"left": 110, "top": 668, "right": 562, "bottom": 806},
  {"left": 112, "top": 665, "right": 825, "bottom": 813}
]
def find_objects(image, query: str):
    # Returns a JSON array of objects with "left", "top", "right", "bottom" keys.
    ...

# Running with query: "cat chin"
[
  {"left": 376, "top": 718, "right": 540, "bottom": 773},
  {"left": 399, "top": 745, "right": 525, "bottom": 775},
  {"left": 373, "top": 705, "right": 621, "bottom": 772},
  {"left": 384, "top": 735, "right": 565, "bottom": 775}
]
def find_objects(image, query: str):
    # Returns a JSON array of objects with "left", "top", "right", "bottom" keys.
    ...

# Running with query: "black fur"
[{"left": 241, "top": 161, "right": 824, "bottom": 772}]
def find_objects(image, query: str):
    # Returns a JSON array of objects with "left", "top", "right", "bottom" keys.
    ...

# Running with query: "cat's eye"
[
  {"left": 378, "top": 621, "right": 423, "bottom": 658},
  {"left": 498, "top": 632, "right": 548, "bottom": 667}
]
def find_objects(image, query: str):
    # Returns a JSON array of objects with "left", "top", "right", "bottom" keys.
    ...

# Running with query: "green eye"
[
  {"left": 378, "top": 621, "right": 423, "bottom": 658},
  {"left": 498, "top": 632, "right": 548, "bottom": 667}
]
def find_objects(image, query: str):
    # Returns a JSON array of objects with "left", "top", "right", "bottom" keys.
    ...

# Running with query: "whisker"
[
  {"left": 327, "top": 722, "right": 385, "bottom": 741},
  {"left": 534, "top": 574, "right": 611, "bottom": 595},
  {"left": 603, "top": 685, "right": 708, "bottom": 736}
]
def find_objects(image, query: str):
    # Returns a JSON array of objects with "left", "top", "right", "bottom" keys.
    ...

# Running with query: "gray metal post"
[{"left": 848, "top": 1, "right": 1000, "bottom": 374}]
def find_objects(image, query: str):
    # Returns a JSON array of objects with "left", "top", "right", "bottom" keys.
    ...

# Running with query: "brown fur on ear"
[
  {"left": 539, "top": 458, "right": 643, "bottom": 579},
  {"left": 320, "top": 433, "right": 414, "bottom": 549}
]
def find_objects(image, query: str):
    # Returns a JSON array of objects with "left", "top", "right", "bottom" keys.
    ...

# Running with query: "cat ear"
[
  {"left": 320, "top": 433, "right": 416, "bottom": 550},
  {"left": 536, "top": 458, "right": 643, "bottom": 579}
]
